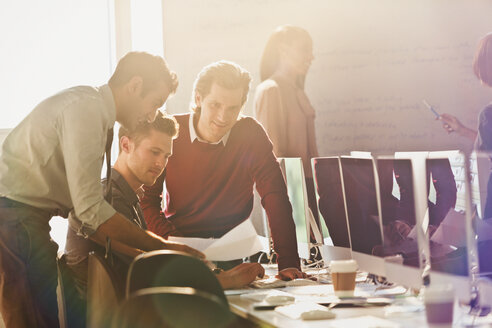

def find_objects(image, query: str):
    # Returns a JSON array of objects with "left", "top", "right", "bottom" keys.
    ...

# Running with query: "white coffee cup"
[
  {"left": 330, "top": 259, "right": 358, "bottom": 297},
  {"left": 423, "top": 284, "right": 455, "bottom": 326}
]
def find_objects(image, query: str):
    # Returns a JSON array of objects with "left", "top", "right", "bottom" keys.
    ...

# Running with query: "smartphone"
[{"left": 422, "top": 99, "right": 440, "bottom": 118}]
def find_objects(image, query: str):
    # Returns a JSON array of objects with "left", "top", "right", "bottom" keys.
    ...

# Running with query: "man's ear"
[
  {"left": 120, "top": 135, "right": 132, "bottom": 153},
  {"left": 195, "top": 92, "right": 202, "bottom": 107},
  {"left": 127, "top": 76, "right": 143, "bottom": 96}
]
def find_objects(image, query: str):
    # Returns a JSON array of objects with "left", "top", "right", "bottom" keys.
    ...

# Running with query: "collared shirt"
[
  {"left": 0, "top": 85, "right": 116, "bottom": 235},
  {"left": 103, "top": 168, "right": 146, "bottom": 229},
  {"left": 189, "top": 113, "right": 231, "bottom": 146},
  {"left": 65, "top": 167, "right": 146, "bottom": 266}
]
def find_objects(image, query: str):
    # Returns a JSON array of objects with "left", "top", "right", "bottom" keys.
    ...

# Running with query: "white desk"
[
  {"left": 227, "top": 277, "right": 492, "bottom": 327},
  {"left": 228, "top": 290, "right": 425, "bottom": 327}
]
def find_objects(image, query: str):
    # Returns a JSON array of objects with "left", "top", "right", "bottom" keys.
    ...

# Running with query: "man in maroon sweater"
[{"left": 141, "top": 61, "right": 305, "bottom": 279}]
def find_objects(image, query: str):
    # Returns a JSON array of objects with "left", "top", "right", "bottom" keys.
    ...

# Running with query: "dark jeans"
[
  {"left": 0, "top": 197, "right": 59, "bottom": 328},
  {"left": 67, "top": 251, "right": 129, "bottom": 300}
]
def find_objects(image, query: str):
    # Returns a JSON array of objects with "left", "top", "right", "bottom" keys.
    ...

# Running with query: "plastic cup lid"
[
  {"left": 330, "top": 259, "right": 358, "bottom": 273},
  {"left": 423, "top": 284, "right": 455, "bottom": 303}
]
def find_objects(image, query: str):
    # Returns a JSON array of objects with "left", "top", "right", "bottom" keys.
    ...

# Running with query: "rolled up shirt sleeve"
[{"left": 57, "top": 99, "right": 116, "bottom": 236}]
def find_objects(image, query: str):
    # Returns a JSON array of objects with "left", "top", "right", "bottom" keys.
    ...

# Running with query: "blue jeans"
[{"left": 0, "top": 197, "right": 59, "bottom": 328}]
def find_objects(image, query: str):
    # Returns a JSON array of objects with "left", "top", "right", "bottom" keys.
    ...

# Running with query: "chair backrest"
[
  {"left": 112, "top": 286, "right": 236, "bottom": 328},
  {"left": 87, "top": 252, "right": 123, "bottom": 328},
  {"left": 56, "top": 254, "right": 86, "bottom": 328},
  {"left": 125, "top": 250, "right": 227, "bottom": 303}
]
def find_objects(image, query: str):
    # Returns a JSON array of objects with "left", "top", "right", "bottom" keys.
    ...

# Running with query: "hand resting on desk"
[
  {"left": 216, "top": 263, "right": 265, "bottom": 289},
  {"left": 277, "top": 267, "right": 308, "bottom": 280},
  {"left": 214, "top": 265, "right": 308, "bottom": 289}
]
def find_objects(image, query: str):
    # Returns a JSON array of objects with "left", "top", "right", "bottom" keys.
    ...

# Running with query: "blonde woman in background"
[{"left": 255, "top": 25, "right": 319, "bottom": 226}]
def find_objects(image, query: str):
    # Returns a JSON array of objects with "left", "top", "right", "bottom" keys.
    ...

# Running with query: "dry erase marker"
[{"left": 422, "top": 99, "right": 440, "bottom": 118}]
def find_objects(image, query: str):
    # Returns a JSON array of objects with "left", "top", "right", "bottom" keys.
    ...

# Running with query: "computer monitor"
[
  {"left": 339, "top": 156, "right": 386, "bottom": 277},
  {"left": 278, "top": 157, "right": 312, "bottom": 260},
  {"left": 311, "top": 157, "right": 352, "bottom": 261},
  {"left": 471, "top": 151, "right": 492, "bottom": 220},
  {"left": 249, "top": 191, "right": 273, "bottom": 256},
  {"left": 468, "top": 151, "right": 492, "bottom": 306},
  {"left": 425, "top": 151, "right": 472, "bottom": 302},
  {"left": 375, "top": 156, "right": 423, "bottom": 289}
]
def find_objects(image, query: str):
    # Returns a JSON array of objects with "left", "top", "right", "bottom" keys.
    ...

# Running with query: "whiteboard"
[{"left": 162, "top": 0, "right": 492, "bottom": 155}]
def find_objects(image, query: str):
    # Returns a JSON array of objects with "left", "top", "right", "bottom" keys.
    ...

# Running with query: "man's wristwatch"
[{"left": 212, "top": 267, "right": 224, "bottom": 274}]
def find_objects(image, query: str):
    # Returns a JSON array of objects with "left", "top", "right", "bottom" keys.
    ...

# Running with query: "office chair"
[
  {"left": 86, "top": 252, "right": 124, "bottom": 328},
  {"left": 125, "top": 250, "right": 227, "bottom": 303},
  {"left": 112, "top": 286, "right": 236, "bottom": 328}
]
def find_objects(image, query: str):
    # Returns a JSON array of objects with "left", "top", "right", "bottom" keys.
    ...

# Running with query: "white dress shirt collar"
[{"left": 189, "top": 113, "right": 230, "bottom": 146}]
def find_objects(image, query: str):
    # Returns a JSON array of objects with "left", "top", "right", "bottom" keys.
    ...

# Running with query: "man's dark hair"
[
  {"left": 109, "top": 51, "right": 179, "bottom": 96},
  {"left": 119, "top": 111, "right": 178, "bottom": 152}
]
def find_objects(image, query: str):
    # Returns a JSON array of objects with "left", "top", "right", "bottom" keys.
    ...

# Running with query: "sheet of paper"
[
  {"left": 204, "top": 219, "right": 263, "bottom": 260},
  {"left": 430, "top": 209, "right": 466, "bottom": 247},
  {"left": 477, "top": 217, "right": 492, "bottom": 241},
  {"left": 167, "top": 236, "right": 215, "bottom": 251},
  {"left": 407, "top": 223, "right": 417, "bottom": 240},
  {"left": 168, "top": 219, "right": 263, "bottom": 261}
]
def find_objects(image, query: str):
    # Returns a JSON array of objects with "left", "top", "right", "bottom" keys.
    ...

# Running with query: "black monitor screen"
[
  {"left": 426, "top": 155, "right": 468, "bottom": 277},
  {"left": 340, "top": 157, "right": 383, "bottom": 256},
  {"left": 376, "top": 158, "right": 420, "bottom": 268},
  {"left": 312, "top": 157, "right": 350, "bottom": 248}
]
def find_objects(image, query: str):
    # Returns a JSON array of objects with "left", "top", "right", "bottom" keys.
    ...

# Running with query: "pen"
[{"left": 422, "top": 99, "right": 440, "bottom": 119}]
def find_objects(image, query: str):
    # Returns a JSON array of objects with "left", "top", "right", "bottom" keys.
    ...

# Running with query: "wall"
[{"left": 161, "top": 0, "right": 492, "bottom": 155}]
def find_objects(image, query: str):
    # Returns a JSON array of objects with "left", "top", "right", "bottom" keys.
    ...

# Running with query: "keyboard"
[{"left": 250, "top": 277, "right": 319, "bottom": 289}]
